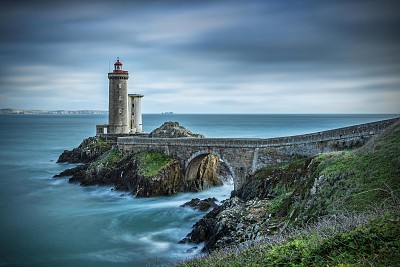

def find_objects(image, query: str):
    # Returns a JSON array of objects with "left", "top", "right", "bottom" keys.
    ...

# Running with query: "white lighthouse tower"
[{"left": 96, "top": 58, "right": 143, "bottom": 135}]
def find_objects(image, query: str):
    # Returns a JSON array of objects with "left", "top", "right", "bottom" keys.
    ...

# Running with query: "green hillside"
[{"left": 178, "top": 122, "right": 400, "bottom": 266}]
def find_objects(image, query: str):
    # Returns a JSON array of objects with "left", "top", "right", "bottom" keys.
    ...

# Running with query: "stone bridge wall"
[{"left": 117, "top": 117, "right": 399, "bottom": 189}]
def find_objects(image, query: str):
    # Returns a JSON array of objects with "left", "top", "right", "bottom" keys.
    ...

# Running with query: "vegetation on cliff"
[
  {"left": 55, "top": 123, "right": 224, "bottom": 197},
  {"left": 179, "top": 122, "right": 400, "bottom": 266},
  {"left": 180, "top": 211, "right": 400, "bottom": 267},
  {"left": 134, "top": 151, "right": 174, "bottom": 176},
  {"left": 55, "top": 121, "right": 223, "bottom": 197},
  {"left": 57, "top": 136, "right": 111, "bottom": 163}
]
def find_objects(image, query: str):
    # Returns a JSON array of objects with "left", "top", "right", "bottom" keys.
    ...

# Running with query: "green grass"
[
  {"left": 315, "top": 124, "right": 400, "bottom": 212},
  {"left": 133, "top": 151, "right": 174, "bottom": 176},
  {"left": 90, "top": 148, "right": 122, "bottom": 171},
  {"left": 90, "top": 137, "right": 111, "bottom": 150},
  {"left": 268, "top": 212, "right": 400, "bottom": 266},
  {"left": 178, "top": 122, "right": 400, "bottom": 266},
  {"left": 179, "top": 212, "right": 400, "bottom": 267},
  {"left": 87, "top": 150, "right": 174, "bottom": 177}
]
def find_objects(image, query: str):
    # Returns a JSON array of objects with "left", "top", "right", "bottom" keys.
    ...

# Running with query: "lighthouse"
[
  {"left": 96, "top": 58, "right": 143, "bottom": 135},
  {"left": 108, "top": 58, "right": 129, "bottom": 134}
]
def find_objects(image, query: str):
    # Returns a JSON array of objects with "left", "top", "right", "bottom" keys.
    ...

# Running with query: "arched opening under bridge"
[{"left": 185, "top": 151, "right": 235, "bottom": 192}]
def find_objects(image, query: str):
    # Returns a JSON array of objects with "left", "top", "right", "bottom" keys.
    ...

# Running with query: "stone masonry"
[{"left": 118, "top": 117, "right": 399, "bottom": 190}]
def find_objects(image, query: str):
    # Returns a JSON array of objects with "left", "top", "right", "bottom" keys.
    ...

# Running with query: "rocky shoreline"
[
  {"left": 176, "top": 121, "right": 400, "bottom": 261},
  {"left": 54, "top": 120, "right": 400, "bottom": 260},
  {"left": 54, "top": 122, "right": 223, "bottom": 197}
]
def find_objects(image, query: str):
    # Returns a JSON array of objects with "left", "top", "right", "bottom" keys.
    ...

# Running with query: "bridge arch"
[{"left": 185, "top": 150, "right": 236, "bottom": 185}]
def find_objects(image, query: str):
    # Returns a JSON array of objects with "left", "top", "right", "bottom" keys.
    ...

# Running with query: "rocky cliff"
[
  {"left": 67, "top": 150, "right": 187, "bottom": 197},
  {"left": 181, "top": 121, "right": 400, "bottom": 257},
  {"left": 55, "top": 122, "right": 223, "bottom": 197},
  {"left": 57, "top": 136, "right": 111, "bottom": 163},
  {"left": 186, "top": 154, "right": 223, "bottom": 192}
]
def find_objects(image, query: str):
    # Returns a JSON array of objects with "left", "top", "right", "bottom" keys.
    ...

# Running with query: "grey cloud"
[{"left": 0, "top": 0, "right": 399, "bottom": 113}]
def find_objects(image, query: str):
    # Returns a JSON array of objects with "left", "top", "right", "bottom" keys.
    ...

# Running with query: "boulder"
[
  {"left": 181, "top": 197, "right": 276, "bottom": 252},
  {"left": 180, "top": 197, "right": 219, "bottom": 211},
  {"left": 57, "top": 136, "right": 111, "bottom": 163},
  {"left": 148, "top": 122, "right": 204, "bottom": 138}
]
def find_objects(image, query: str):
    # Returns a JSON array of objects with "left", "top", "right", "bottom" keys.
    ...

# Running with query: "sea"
[{"left": 0, "top": 114, "right": 397, "bottom": 267}]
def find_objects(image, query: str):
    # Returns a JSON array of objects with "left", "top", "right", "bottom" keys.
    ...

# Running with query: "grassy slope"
[
  {"left": 181, "top": 212, "right": 400, "bottom": 267},
  {"left": 179, "top": 122, "right": 400, "bottom": 266},
  {"left": 86, "top": 150, "right": 175, "bottom": 181},
  {"left": 132, "top": 151, "right": 175, "bottom": 176}
]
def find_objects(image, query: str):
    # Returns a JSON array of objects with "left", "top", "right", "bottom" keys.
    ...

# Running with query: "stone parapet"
[
  {"left": 118, "top": 117, "right": 399, "bottom": 148},
  {"left": 116, "top": 117, "right": 399, "bottom": 190}
]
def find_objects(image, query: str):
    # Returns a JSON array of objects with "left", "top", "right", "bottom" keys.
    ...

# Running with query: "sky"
[{"left": 0, "top": 0, "right": 399, "bottom": 114}]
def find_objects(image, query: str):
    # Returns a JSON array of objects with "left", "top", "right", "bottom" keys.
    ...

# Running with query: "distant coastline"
[{"left": 0, "top": 108, "right": 108, "bottom": 115}]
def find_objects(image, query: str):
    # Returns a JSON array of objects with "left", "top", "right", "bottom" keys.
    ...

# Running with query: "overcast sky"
[{"left": 0, "top": 0, "right": 399, "bottom": 113}]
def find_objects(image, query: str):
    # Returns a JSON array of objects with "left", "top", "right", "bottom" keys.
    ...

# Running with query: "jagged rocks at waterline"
[
  {"left": 180, "top": 121, "right": 400, "bottom": 255},
  {"left": 181, "top": 157, "right": 324, "bottom": 253},
  {"left": 57, "top": 136, "right": 111, "bottom": 163},
  {"left": 180, "top": 198, "right": 219, "bottom": 211},
  {"left": 148, "top": 121, "right": 205, "bottom": 138},
  {"left": 64, "top": 150, "right": 186, "bottom": 197},
  {"left": 54, "top": 123, "right": 225, "bottom": 197},
  {"left": 55, "top": 149, "right": 224, "bottom": 197},
  {"left": 180, "top": 197, "right": 277, "bottom": 252}
]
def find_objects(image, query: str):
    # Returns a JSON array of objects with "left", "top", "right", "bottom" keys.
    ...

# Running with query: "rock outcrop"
[
  {"left": 63, "top": 150, "right": 186, "bottom": 197},
  {"left": 180, "top": 198, "right": 219, "bottom": 211},
  {"left": 182, "top": 157, "right": 325, "bottom": 252},
  {"left": 186, "top": 154, "right": 223, "bottom": 192},
  {"left": 181, "top": 197, "right": 283, "bottom": 252},
  {"left": 181, "top": 121, "right": 400, "bottom": 254},
  {"left": 148, "top": 121, "right": 205, "bottom": 138},
  {"left": 57, "top": 136, "right": 111, "bottom": 163},
  {"left": 56, "top": 149, "right": 223, "bottom": 197},
  {"left": 54, "top": 122, "right": 227, "bottom": 197}
]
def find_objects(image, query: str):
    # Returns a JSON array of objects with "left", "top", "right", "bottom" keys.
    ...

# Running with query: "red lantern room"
[{"left": 113, "top": 58, "right": 126, "bottom": 73}]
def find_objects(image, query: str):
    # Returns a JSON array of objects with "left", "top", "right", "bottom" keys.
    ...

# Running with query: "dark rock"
[
  {"left": 53, "top": 164, "right": 88, "bottom": 178},
  {"left": 181, "top": 196, "right": 282, "bottom": 252},
  {"left": 148, "top": 121, "right": 204, "bottom": 138},
  {"left": 57, "top": 136, "right": 112, "bottom": 163},
  {"left": 64, "top": 150, "right": 223, "bottom": 197},
  {"left": 181, "top": 198, "right": 219, "bottom": 211},
  {"left": 116, "top": 156, "right": 187, "bottom": 197},
  {"left": 185, "top": 247, "right": 198, "bottom": 253},
  {"left": 185, "top": 154, "right": 224, "bottom": 192}
]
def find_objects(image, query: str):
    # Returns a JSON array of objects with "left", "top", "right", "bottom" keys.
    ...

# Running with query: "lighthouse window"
[
  {"left": 118, "top": 84, "right": 122, "bottom": 89},
  {"left": 119, "top": 95, "right": 122, "bottom": 101},
  {"left": 119, "top": 109, "right": 122, "bottom": 114}
]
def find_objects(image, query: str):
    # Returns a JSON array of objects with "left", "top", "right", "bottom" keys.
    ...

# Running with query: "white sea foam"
[{"left": 72, "top": 248, "right": 139, "bottom": 263}]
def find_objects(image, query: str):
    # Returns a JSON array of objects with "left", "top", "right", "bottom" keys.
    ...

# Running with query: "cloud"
[{"left": 0, "top": 0, "right": 399, "bottom": 113}]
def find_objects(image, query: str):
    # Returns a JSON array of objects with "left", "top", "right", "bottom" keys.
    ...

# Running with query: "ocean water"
[{"left": 0, "top": 114, "right": 397, "bottom": 267}]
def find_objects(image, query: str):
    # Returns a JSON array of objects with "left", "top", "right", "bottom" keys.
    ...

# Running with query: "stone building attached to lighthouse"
[{"left": 97, "top": 58, "right": 143, "bottom": 135}]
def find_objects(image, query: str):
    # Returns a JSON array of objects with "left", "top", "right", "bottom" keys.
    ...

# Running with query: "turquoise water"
[{"left": 0, "top": 114, "right": 397, "bottom": 266}]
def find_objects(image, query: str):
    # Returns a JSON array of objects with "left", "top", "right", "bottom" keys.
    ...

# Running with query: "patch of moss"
[
  {"left": 90, "top": 148, "right": 121, "bottom": 171},
  {"left": 90, "top": 137, "right": 111, "bottom": 151},
  {"left": 133, "top": 151, "right": 174, "bottom": 177}
]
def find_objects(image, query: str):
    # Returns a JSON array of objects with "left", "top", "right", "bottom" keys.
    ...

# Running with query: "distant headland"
[{"left": 0, "top": 108, "right": 107, "bottom": 115}]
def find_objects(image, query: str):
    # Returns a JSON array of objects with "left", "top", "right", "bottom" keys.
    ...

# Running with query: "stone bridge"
[{"left": 117, "top": 117, "right": 399, "bottom": 190}]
